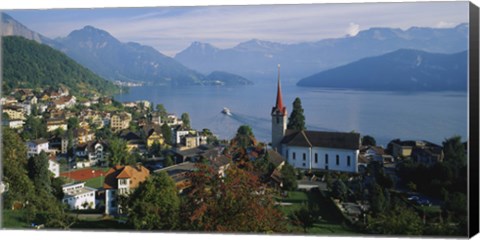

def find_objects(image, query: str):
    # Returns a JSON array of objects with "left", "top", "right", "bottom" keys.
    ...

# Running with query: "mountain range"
[
  {"left": 1, "top": 12, "right": 469, "bottom": 91},
  {"left": 297, "top": 49, "right": 467, "bottom": 91},
  {"left": 1, "top": 13, "right": 252, "bottom": 87},
  {"left": 175, "top": 24, "right": 468, "bottom": 82}
]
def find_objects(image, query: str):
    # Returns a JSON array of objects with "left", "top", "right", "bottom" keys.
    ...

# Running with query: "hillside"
[
  {"left": 296, "top": 49, "right": 467, "bottom": 91},
  {"left": 2, "top": 36, "right": 120, "bottom": 96}
]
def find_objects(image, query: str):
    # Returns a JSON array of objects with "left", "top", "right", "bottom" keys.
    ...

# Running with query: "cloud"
[
  {"left": 435, "top": 21, "right": 455, "bottom": 28},
  {"left": 346, "top": 22, "right": 360, "bottom": 37}
]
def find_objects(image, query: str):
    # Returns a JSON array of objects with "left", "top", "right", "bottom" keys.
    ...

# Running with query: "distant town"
[{"left": 1, "top": 71, "right": 468, "bottom": 236}]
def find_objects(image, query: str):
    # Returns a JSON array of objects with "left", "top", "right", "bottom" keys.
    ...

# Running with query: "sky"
[{"left": 2, "top": 1, "right": 471, "bottom": 56}]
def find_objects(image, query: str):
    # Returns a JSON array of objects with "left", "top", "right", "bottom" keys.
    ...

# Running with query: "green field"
[{"left": 84, "top": 176, "right": 104, "bottom": 189}]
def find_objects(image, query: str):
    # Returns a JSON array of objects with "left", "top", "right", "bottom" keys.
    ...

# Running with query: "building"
[
  {"left": 46, "top": 118, "right": 68, "bottom": 132},
  {"left": 146, "top": 128, "right": 165, "bottom": 147},
  {"left": 271, "top": 65, "right": 360, "bottom": 173},
  {"left": 48, "top": 156, "right": 60, "bottom": 178},
  {"left": 110, "top": 112, "right": 132, "bottom": 132},
  {"left": 62, "top": 182, "right": 96, "bottom": 210},
  {"left": 2, "top": 105, "right": 26, "bottom": 120},
  {"left": 103, "top": 165, "right": 150, "bottom": 215},
  {"left": 410, "top": 141, "right": 444, "bottom": 166},
  {"left": 26, "top": 139, "right": 49, "bottom": 157},
  {"left": 2, "top": 118, "right": 25, "bottom": 129}
]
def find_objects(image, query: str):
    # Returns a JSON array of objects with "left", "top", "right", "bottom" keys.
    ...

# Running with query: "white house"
[
  {"left": 62, "top": 182, "right": 96, "bottom": 210},
  {"left": 49, "top": 159, "right": 60, "bottom": 178},
  {"left": 280, "top": 130, "right": 360, "bottom": 173},
  {"left": 26, "top": 139, "right": 49, "bottom": 157},
  {"left": 2, "top": 118, "right": 25, "bottom": 129}
]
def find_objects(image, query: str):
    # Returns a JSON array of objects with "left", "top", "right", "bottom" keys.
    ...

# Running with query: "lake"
[{"left": 114, "top": 82, "right": 468, "bottom": 147}]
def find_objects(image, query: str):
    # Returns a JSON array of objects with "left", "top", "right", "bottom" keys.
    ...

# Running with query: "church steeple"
[
  {"left": 273, "top": 64, "right": 286, "bottom": 115},
  {"left": 271, "top": 64, "right": 287, "bottom": 152}
]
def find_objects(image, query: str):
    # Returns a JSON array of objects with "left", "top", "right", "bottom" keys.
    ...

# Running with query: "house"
[
  {"left": 2, "top": 118, "right": 25, "bottom": 129},
  {"left": 361, "top": 146, "right": 394, "bottom": 163},
  {"left": 120, "top": 131, "right": 146, "bottom": 153},
  {"left": 389, "top": 139, "right": 416, "bottom": 159},
  {"left": 166, "top": 113, "right": 183, "bottom": 126},
  {"left": 52, "top": 95, "right": 76, "bottom": 110},
  {"left": 146, "top": 128, "right": 165, "bottom": 147},
  {"left": 2, "top": 105, "right": 26, "bottom": 120},
  {"left": 46, "top": 118, "right": 68, "bottom": 132},
  {"left": 48, "top": 156, "right": 60, "bottom": 178},
  {"left": 48, "top": 136, "right": 69, "bottom": 155},
  {"left": 411, "top": 141, "right": 444, "bottom": 166},
  {"left": 74, "top": 127, "right": 96, "bottom": 145},
  {"left": 171, "top": 144, "right": 219, "bottom": 163},
  {"left": 26, "top": 139, "right": 49, "bottom": 157},
  {"left": 87, "top": 141, "right": 108, "bottom": 166},
  {"left": 103, "top": 165, "right": 150, "bottom": 215},
  {"left": 173, "top": 125, "right": 190, "bottom": 144},
  {"left": 62, "top": 182, "right": 96, "bottom": 210},
  {"left": 110, "top": 112, "right": 132, "bottom": 132},
  {"left": 271, "top": 66, "right": 360, "bottom": 173},
  {"left": 155, "top": 161, "right": 197, "bottom": 193}
]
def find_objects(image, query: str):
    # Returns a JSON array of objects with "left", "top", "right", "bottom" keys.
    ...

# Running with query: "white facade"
[
  {"left": 49, "top": 160, "right": 60, "bottom": 178},
  {"left": 282, "top": 145, "right": 359, "bottom": 173},
  {"left": 26, "top": 140, "right": 49, "bottom": 157},
  {"left": 105, "top": 189, "right": 117, "bottom": 215},
  {"left": 62, "top": 182, "right": 96, "bottom": 210}
]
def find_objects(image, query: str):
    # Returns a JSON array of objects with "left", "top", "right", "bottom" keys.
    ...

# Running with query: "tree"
[
  {"left": 2, "top": 127, "right": 36, "bottom": 208},
  {"left": 126, "top": 172, "right": 180, "bottom": 230},
  {"left": 280, "top": 163, "right": 297, "bottom": 191},
  {"left": 156, "top": 104, "right": 168, "bottom": 121},
  {"left": 181, "top": 112, "right": 191, "bottom": 129},
  {"left": 362, "top": 135, "right": 376, "bottom": 146},
  {"left": 442, "top": 136, "right": 466, "bottom": 178},
  {"left": 161, "top": 123, "right": 173, "bottom": 145},
  {"left": 232, "top": 125, "right": 256, "bottom": 148},
  {"left": 107, "top": 137, "right": 131, "bottom": 166},
  {"left": 164, "top": 155, "right": 174, "bottom": 167},
  {"left": 28, "top": 151, "right": 52, "bottom": 193},
  {"left": 369, "top": 183, "right": 387, "bottom": 216},
  {"left": 67, "top": 117, "right": 79, "bottom": 130},
  {"left": 180, "top": 164, "right": 287, "bottom": 232},
  {"left": 287, "top": 97, "right": 306, "bottom": 131},
  {"left": 367, "top": 204, "right": 423, "bottom": 235},
  {"left": 291, "top": 206, "right": 317, "bottom": 233}
]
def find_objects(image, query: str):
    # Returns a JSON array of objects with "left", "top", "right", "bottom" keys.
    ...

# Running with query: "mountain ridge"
[{"left": 296, "top": 49, "right": 467, "bottom": 91}]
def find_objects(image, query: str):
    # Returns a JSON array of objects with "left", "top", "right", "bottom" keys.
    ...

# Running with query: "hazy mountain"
[
  {"left": 2, "top": 36, "right": 119, "bottom": 96},
  {"left": 175, "top": 24, "right": 468, "bottom": 82},
  {"left": 204, "top": 71, "right": 253, "bottom": 86},
  {"left": 1, "top": 12, "right": 55, "bottom": 45},
  {"left": 296, "top": 49, "right": 467, "bottom": 91},
  {"left": 55, "top": 26, "right": 208, "bottom": 86}
]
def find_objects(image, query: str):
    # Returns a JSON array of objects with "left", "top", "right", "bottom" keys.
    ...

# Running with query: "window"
[
  {"left": 347, "top": 156, "right": 351, "bottom": 166},
  {"left": 292, "top": 152, "right": 296, "bottom": 160},
  {"left": 302, "top": 153, "right": 306, "bottom": 161},
  {"left": 302, "top": 163, "right": 306, "bottom": 167},
  {"left": 314, "top": 153, "right": 318, "bottom": 163},
  {"left": 336, "top": 155, "right": 339, "bottom": 165},
  {"left": 325, "top": 154, "right": 329, "bottom": 164}
]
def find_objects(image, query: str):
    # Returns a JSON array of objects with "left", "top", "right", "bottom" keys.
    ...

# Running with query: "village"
[{"left": 1, "top": 80, "right": 468, "bottom": 235}]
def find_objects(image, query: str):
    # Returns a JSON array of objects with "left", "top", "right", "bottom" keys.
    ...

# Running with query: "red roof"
[{"left": 272, "top": 65, "right": 286, "bottom": 115}]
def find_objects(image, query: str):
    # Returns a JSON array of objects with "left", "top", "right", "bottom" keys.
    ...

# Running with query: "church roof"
[
  {"left": 281, "top": 129, "right": 360, "bottom": 150},
  {"left": 272, "top": 64, "right": 286, "bottom": 115}
]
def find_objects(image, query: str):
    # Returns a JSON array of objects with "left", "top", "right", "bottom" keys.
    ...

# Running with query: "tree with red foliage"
[{"left": 180, "top": 163, "right": 287, "bottom": 233}]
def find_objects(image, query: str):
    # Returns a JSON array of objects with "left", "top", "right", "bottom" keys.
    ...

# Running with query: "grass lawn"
[
  {"left": 84, "top": 176, "right": 104, "bottom": 189},
  {"left": 2, "top": 209, "right": 31, "bottom": 229}
]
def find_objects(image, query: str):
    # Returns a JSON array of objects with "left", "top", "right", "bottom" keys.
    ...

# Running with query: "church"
[{"left": 271, "top": 65, "right": 361, "bottom": 173}]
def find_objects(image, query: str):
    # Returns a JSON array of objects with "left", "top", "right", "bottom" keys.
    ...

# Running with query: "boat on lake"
[{"left": 222, "top": 107, "right": 232, "bottom": 116}]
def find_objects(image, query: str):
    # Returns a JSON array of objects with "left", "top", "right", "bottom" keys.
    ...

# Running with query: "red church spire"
[{"left": 274, "top": 64, "right": 286, "bottom": 115}]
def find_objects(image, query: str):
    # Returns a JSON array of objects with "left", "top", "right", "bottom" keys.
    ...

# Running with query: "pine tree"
[{"left": 287, "top": 97, "right": 306, "bottom": 131}]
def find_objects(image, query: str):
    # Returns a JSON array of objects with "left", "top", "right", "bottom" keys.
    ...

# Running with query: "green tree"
[
  {"left": 367, "top": 204, "right": 423, "bottom": 235},
  {"left": 161, "top": 123, "right": 173, "bottom": 145},
  {"left": 291, "top": 206, "right": 317, "bottom": 233},
  {"left": 164, "top": 155, "right": 174, "bottom": 167},
  {"left": 362, "top": 135, "right": 376, "bottom": 146},
  {"left": 156, "top": 104, "right": 168, "bottom": 121},
  {"left": 280, "top": 163, "right": 297, "bottom": 191},
  {"left": 126, "top": 172, "right": 180, "bottom": 230},
  {"left": 107, "top": 137, "right": 130, "bottom": 166},
  {"left": 2, "top": 127, "right": 36, "bottom": 208},
  {"left": 67, "top": 117, "right": 79, "bottom": 130},
  {"left": 287, "top": 97, "right": 306, "bottom": 131},
  {"left": 232, "top": 125, "right": 256, "bottom": 148},
  {"left": 442, "top": 136, "right": 466, "bottom": 178},
  {"left": 28, "top": 151, "right": 52, "bottom": 193},
  {"left": 181, "top": 112, "right": 191, "bottom": 129},
  {"left": 370, "top": 183, "right": 387, "bottom": 216}
]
